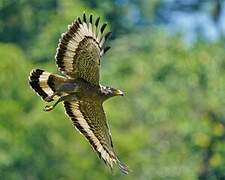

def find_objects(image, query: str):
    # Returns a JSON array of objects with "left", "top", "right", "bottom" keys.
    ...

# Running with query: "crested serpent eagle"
[{"left": 29, "top": 13, "right": 129, "bottom": 174}]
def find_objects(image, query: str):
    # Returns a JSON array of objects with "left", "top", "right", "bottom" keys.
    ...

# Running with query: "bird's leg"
[
  {"left": 44, "top": 83, "right": 78, "bottom": 102},
  {"left": 43, "top": 97, "right": 62, "bottom": 111},
  {"left": 44, "top": 94, "right": 77, "bottom": 111},
  {"left": 44, "top": 92, "right": 59, "bottom": 102}
]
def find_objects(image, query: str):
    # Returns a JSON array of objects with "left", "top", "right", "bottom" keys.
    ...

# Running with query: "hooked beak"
[{"left": 114, "top": 89, "right": 124, "bottom": 96}]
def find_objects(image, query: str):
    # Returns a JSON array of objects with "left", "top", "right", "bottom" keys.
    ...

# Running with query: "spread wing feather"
[
  {"left": 55, "top": 13, "right": 111, "bottom": 85},
  {"left": 64, "top": 101, "right": 129, "bottom": 174}
]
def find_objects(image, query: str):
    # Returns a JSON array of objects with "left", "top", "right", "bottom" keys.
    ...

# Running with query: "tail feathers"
[{"left": 29, "top": 69, "right": 66, "bottom": 102}]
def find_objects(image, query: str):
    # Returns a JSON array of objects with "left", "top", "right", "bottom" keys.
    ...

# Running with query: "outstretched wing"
[
  {"left": 55, "top": 13, "right": 111, "bottom": 85},
  {"left": 64, "top": 100, "right": 129, "bottom": 174}
]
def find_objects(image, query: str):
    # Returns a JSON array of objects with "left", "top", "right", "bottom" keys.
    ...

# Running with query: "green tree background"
[{"left": 0, "top": 0, "right": 225, "bottom": 179}]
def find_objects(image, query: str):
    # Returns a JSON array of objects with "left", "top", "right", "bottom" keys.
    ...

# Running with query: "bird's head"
[
  {"left": 110, "top": 88, "right": 124, "bottom": 96},
  {"left": 100, "top": 85, "right": 124, "bottom": 98}
]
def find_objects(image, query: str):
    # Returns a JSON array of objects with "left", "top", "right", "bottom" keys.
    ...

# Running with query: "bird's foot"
[{"left": 43, "top": 105, "right": 54, "bottom": 111}]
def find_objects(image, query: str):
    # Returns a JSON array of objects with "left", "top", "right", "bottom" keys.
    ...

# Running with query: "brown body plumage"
[{"left": 28, "top": 13, "right": 129, "bottom": 174}]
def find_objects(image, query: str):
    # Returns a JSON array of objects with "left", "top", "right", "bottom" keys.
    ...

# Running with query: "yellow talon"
[{"left": 43, "top": 105, "right": 53, "bottom": 111}]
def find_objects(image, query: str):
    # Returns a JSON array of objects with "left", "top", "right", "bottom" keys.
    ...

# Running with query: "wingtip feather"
[
  {"left": 78, "top": 17, "right": 82, "bottom": 24},
  {"left": 83, "top": 13, "right": 86, "bottom": 23},
  {"left": 95, "top": 17, "right": 100, "bottom": 27},
  {"left": 117, "top": 160, "right": 129, "bottom": 174},
  {"left": 89, "top": 14, "right": 93, "bottom": 23},
  {"left": 104, "top": 46, "right": 111, "bottom": 54},
  {"left": 104, "top": 31, "right": 112, "bottom": 40},
  {"left": 100, "top": 23, "right": 107, "bottom": 33}
]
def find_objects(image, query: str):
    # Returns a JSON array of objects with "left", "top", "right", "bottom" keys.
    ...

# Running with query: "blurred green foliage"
[{"left": 0, "top": 0, "right": 225, "bottom": 179}]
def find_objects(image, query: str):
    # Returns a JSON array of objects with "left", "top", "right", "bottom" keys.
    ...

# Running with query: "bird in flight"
[{"left": 29, "top": 13, "right": 129, "bottom": 174}]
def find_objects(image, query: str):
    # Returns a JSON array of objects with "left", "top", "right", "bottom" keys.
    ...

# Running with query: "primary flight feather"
[{"left": 29, "top": 13, "right": 129, "bottom": 174}]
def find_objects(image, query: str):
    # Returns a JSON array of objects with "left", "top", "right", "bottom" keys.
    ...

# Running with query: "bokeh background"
[{"left": 0, "top": 0, "right": 225, "bottom": 179}]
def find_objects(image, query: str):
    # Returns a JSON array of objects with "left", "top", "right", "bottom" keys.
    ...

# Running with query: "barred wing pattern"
[
  {"left": 64, "top": 101, "right": 129, "bottom": 174},
  {"left": 29, "top": 69, "right": 67, "bottom": 102},
  {"left": 55, "top": 13, "right": 111, "bottom": 85}
]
